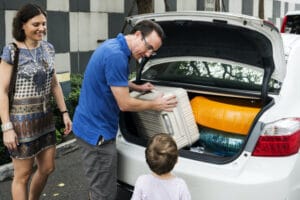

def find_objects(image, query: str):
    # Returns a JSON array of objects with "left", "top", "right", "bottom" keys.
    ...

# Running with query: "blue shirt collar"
[{"left": 116, "top": 33, "right": 131, "bottom": 58}]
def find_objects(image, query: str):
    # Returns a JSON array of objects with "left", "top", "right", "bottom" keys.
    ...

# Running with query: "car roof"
[
  {"left": 126, "top": 11, "right": 286, "bottom": 82},
  {"left": 285, "top": 10, "right": 300, "bottom": 16}
]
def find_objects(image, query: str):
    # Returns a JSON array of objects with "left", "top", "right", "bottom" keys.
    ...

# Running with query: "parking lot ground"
[{"left": 0, "top": 141, "right": 131, "bottom": 200}]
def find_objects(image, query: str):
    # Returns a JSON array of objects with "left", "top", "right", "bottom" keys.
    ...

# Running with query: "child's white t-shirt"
[{"left": 131, "top": 174, "right": 191, "bottom": 200}]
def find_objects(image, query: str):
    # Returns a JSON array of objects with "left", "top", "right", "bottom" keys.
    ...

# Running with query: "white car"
[
  {"left": 281, "top": 10, "right": 300, "bottom": 34},
  {"left": 281, "top": 32, "right": 300, "bottom": 60},
  {"left": 117, "top": 11, "right": 300, "bottom": 200}
]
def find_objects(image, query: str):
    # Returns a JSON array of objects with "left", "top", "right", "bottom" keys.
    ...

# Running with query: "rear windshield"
[
  {"left": 284, "top": 15, "right": 300, "bottom": 34},
  {"left": 141, "top": 59, "right": 281, "bottom": 93}
]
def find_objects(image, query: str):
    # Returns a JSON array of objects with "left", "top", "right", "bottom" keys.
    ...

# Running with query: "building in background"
[{"left": 0, "top": 0, "right": 299, "bottom": 89}]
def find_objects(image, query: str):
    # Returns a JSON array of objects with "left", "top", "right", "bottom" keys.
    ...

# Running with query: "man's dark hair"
[
  {"left": 130, "top": 20, "right": 165, "bottom": 40},
  {"left": 145, "top": 133, "right": 178, "bottom": 175},
  {"left": 12, "top": 3, "right": 47, "bottom": 41}
]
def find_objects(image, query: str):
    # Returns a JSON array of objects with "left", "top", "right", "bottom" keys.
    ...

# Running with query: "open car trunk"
[
  {"left": 119, "top": 86, "right": 273, "bottom": 164},
  {"left": 119, "top": 11, "right": 283, "bottom": 164}
]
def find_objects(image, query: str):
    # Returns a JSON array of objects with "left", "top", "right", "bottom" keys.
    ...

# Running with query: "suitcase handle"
[{"left": 162, "top": 113, "right": 174, "bottom": 136}]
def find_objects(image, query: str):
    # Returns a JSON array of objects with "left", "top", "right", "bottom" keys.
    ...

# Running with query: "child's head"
[{"left": 145, "top": 133, "right": 178, "bottom": 175}]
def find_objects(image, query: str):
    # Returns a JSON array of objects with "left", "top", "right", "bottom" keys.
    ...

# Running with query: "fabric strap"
[{"left": 8, "top": 42, "right": 20, "bottom": 111}]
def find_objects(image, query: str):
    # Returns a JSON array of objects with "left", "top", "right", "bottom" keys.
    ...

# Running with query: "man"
[{"left": 72, "top": 20, "right": 177, "bottom": 200}]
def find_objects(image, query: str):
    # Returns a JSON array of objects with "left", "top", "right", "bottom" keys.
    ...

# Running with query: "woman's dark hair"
[
  {"left": 130, "top": 19, "right": 165, "bottom": 40},
  {"left": 12, "top": 3, "right": 47, "bottom": 41},
  {"left": 145, "top": 133, "right": 178, "bottom": 175}
]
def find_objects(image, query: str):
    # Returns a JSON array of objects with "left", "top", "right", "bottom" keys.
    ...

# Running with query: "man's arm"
[{"left": 111, "top": 86, "right": 177, "bottom": 112}]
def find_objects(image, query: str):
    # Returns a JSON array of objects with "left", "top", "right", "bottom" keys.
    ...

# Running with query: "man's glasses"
[{"left": 142, "top": 36, "right": 157, "bottom": 56}]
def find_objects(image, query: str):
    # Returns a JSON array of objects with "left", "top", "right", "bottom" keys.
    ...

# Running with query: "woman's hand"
[
  {"left": 62, "top": 113, "right": 72, "bottom": 135},
  {"left": 3, "top": 129, "right": 19, "bottom": 151}
]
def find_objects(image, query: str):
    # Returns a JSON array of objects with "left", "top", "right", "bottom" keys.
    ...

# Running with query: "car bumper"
[
  {"left": 117, "top": 181, "right": 133, "bottom": 199},
  {"left": 117, "top": 134, "right": 300, "bottom": 200}
]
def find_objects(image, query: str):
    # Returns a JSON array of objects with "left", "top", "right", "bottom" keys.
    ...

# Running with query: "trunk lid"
[{"left": 126, "top": 11, "right": 286, "bottom": 85}]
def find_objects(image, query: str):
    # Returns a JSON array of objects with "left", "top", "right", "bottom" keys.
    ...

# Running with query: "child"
[{"left": 131, "top": 133, "right": 191, "bottom": 200}]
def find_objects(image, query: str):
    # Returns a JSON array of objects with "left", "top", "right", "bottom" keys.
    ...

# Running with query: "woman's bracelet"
[
  {"left": 1, "top": 122, "right": 14, "bottom": 132},
  {"left": 61, "top": 110, "right": 68, "bottom": 115}
]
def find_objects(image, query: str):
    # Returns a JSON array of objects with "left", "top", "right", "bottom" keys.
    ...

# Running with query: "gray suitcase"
[{"left": 131, "top": 86, "right": 199, "bottom": 149}]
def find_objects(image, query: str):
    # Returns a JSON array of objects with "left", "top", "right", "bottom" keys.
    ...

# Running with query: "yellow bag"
[{"left": 190, "top": 96, "right": 261, "bottom": 135}]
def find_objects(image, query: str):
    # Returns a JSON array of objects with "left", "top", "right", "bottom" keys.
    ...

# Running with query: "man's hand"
[
  {"left": 129, "top": 81, "right": 155, "bottom": 92},
  {"left": 153, "top": 93, "right": 177, "bottom": 112},
  {"left": 139, "top": 82, "right": 155, "bottom": 92}
]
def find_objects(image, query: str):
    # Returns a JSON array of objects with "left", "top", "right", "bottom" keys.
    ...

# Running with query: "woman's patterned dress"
[{"left": 1, "top": 41, "right": 57, "bottom": 159}]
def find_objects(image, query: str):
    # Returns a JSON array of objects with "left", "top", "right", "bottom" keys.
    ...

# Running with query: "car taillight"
[
  {"left": 252, "top": 118, "right": 300, "bottom": 156},
  {"left": 281, "top": 16, "right": 288, "bottom": 33}
]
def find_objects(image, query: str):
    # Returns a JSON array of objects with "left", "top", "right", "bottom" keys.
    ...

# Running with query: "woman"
[{"left": 0, "top": 3, "right": 72, "bottom": 200}]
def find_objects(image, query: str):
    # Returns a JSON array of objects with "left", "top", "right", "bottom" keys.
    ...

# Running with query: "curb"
[{"left": 0, "top": 138, "right": 78, "bottom": 182}]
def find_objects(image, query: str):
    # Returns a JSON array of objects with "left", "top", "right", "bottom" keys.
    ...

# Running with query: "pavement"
[{"left": 0, "top": 138, "right": 132, "bottom": 200}]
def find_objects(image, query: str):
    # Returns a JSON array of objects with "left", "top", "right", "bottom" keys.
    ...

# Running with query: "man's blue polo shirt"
[{"left": 72, "top": 33, "right": 131, "bottom": 145}]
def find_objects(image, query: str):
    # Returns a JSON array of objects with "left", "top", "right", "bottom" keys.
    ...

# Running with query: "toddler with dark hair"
[{"left": 131, "top": 133, "right": 191, "bottom": 200}]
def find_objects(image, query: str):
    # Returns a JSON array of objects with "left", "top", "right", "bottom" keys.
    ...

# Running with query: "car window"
[
  {"left": 284, "top": 15, "right": 300, "bottom": 34},
  {"left": 142, "top": 59, "right": 281, "bottom": 93}
]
